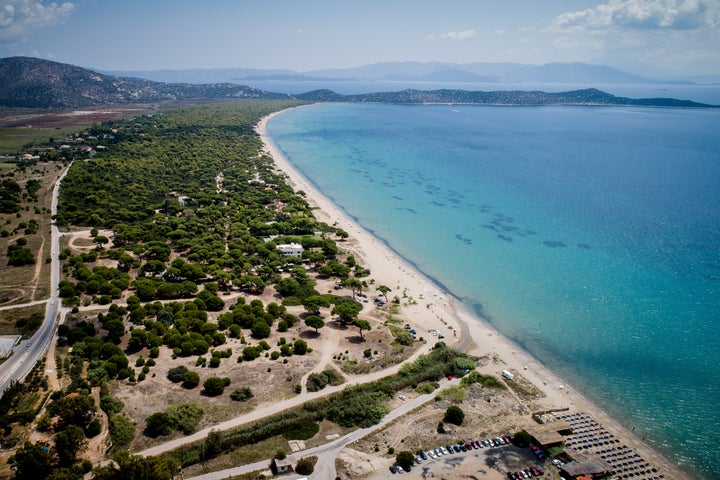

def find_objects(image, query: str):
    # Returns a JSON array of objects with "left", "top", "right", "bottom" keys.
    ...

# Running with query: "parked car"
[{"left": 418, "top": 451, "right": 427, "bottom": 460}]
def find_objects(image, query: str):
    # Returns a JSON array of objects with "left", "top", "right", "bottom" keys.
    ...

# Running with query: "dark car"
[
  {"left": 446, "top": 445, "right": 455, "bottom": 454},
  {"left": 530, "top": 466, "right": 544, "bottom": 476},
  {"left": 419, "top": 451, "right": 427, "bottom": 460},
  {"left": 453, "top": 444, "right": 462, "bottom": 453},
  {"left": 389, "top": 466, "right": 398, "bottom": 474}
]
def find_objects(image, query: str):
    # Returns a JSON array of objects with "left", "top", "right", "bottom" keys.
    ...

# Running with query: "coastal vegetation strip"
[
  {"left": 164, "top": 342, "right": 474, "bottom": 469},
  {"left": 1, "top": 98, "right": 456, "bottom": 479}
]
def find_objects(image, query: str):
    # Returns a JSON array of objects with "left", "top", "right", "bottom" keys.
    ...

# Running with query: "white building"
[{"left": 277, "top": 243, "right": 304, "bottom": 258}]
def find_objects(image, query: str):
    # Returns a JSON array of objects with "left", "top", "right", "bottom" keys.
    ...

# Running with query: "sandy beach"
[{"left": 256, "top": 107, "right": 688, "bottom": 480}]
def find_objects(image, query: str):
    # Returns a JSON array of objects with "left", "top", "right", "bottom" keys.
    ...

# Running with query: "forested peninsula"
[{"left": 294, "top": 87, "right": 713, "bottom": 107}]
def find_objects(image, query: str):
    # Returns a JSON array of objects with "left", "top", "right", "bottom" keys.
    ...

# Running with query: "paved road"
[
  {"left": 0, "top": 165, "right": 69, "bottom": 396},
  {"left": 183, "top": 377, "right": 461, "bottom": 480}
]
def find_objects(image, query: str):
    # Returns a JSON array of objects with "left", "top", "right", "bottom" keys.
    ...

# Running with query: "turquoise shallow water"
[{"left": 267, "top": 103, "right": 720, "bottom": 479}]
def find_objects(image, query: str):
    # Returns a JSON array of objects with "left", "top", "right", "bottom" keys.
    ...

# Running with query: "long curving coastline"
[{"left": 256, "top": 106, "right": 692, "bottom": 480}]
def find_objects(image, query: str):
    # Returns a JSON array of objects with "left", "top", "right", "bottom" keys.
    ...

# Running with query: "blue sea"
[{"left": 266, "top": 102, "right": 720, "bottom": 479}]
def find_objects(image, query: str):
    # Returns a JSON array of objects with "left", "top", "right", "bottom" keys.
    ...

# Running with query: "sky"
[{"left": 0, "top": 0, "right": 718, "bottom": 79}]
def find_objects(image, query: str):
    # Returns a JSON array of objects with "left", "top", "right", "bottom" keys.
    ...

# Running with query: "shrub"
[
  {"left": 145, "top": 412, "right": 173, "bottom": 437},
  {"left": 293, "top": 339, "right": 308, "bottom": 355},
  {"left": 295, "top": 457, "right": 317, "bottom": 476},
  {"left": 230, "top": 387, "right": 253, "bottom": 402},
  {"left": 415, "top": 382, "right": 439, "bottom": 394},
  {"left": 242, "top": 346, "right": 261, "bottom": 361},
  {"left": 167, "top": 403, "right": 204, "bottom": 435},
  {"left": 306, "top": 369, "right": 344, "bottom": 392},
  {"left": 282, "top": 420, "right": 319, "bottom": 441},
  {"left": 167, "top": 366, "right": 189, "bottom": 383},
  {"left": 182, "top": 371, "right": 200, "bottom": 389},
  {"left": 460, "top": 370, "right": 505, "bottom": 389},
  {"left": 109, "top": 415, "right": 135, "bottom": 446},
  {"left": 444, "top": 405, "right": 465, "bottom": 425},
  {"left": 203, "top": 377, "right": 226, "bottom": 396}
]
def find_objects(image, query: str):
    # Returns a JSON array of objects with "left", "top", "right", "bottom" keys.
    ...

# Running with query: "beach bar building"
[
  {"left": 523, "top": 420, "right": 573, "bottom": 449},
  {"left": 559, "top": 457, "right": 613, "bottom": 479}
]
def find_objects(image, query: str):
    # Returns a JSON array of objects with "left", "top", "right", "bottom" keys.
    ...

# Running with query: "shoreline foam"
[{"left": 256, "top": 106, "right": 690, "bottom": 480}]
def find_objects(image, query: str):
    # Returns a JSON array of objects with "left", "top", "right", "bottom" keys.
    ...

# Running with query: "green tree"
[
  {"left": 93, "top": 235, "right": 110, "bottom": 249},
  {"left": 167, "top": 365, "right": 189, "bottom": 383},
  {"left": 91, "top": 451, "right": 177, "bottom": 480},
  {"left": 293, "top": 339, "right": 308, "bottom": 355},
  {"left": 331, "top": 301, "right": 362, "bottom": 322},
  {"left": 203, "top": 377, "right": 226, "bottom": 396},
  {"left": 444, "top": 405, "right": 465, "bottom": 425},
  {"left": 294, "top": 457, "right": 316, "bottom": 476},
  {"left": 304, "top": 315, "right": 325, "bottom": 334},
  {"left": 396, "top": 451, "right": 415, "bottom": 471},
  {"left": 377, "top": 285, "right": 391, "bottom": 302},
  {"left": 342, "top": 277, "right": 363, "bottom": 298},
  {"left": 50, "top": 393, "right": 96, "bottom": 430},
  {"left": 11, "top": 441, "right": 53, "bottom": 480},
  {"left": 302, "top": 295, "right": 330, "bottom": 315},
  {"left": 144, "top": 412, "right": 173, "bottom": 437},
  {"left": 182, "top": 371, "right": 200, "bottom": 389},
  {"left": 54, "top": 424, "right": 88, "bottom": 466},
  {"left": 250, "top": 320, "right": 270, "bottom": 338},
  {"left": 354, "top": 319, "right": 371, "bottom": 340}
]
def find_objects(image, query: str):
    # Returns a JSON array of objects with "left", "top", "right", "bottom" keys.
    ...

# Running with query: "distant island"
[
  {"left": 293, "top": 87, "right": 712, "bottom": 107},
  {"left": 0, "top": 56, "right": 714, "bottom": 109}
]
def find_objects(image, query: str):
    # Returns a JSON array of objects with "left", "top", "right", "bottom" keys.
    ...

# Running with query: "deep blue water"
[{"left": 267, "top": 103, "right": 720, "bottom": 479}]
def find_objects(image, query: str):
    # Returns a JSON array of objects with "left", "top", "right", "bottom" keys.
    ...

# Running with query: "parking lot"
[{"left": 376, "top": 437, "right": 558, "bottom": 480}]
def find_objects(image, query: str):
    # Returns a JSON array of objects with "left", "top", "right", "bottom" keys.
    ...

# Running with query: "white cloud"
[
  {"left": 428, "top": 29, "right": 477, "bottom": 41},
  {"left": 493, "top": 29, "right": 505, "bottom": 35},
  {"left": 295, "top": 28, "right": 304, "bottom": 34},
  {"left": 553, "top": 0, "right": 713, "bottom": 31},
  {"left": 0, "top": 0, "right": 75, "bottom": 43}
]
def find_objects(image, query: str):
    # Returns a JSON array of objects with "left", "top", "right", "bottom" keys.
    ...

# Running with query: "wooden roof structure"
[{"left": 524, "top": 419, "right": 573, "bottom": 446}]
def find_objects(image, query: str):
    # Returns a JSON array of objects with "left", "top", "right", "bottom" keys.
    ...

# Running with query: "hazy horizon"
[{"left": 0, "top": 0, "right": 718, "bottom": 82}]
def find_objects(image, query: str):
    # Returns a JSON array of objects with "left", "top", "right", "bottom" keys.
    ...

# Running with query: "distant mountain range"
[
  {"left": 0, "top": 57, "right": 713, "bottom": 110},
  {"left": 0, "top": 56, "right": 288, "bottom": 109},
  {"left": 108, "top": 61, "right": 697, "bottom": 86}
]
